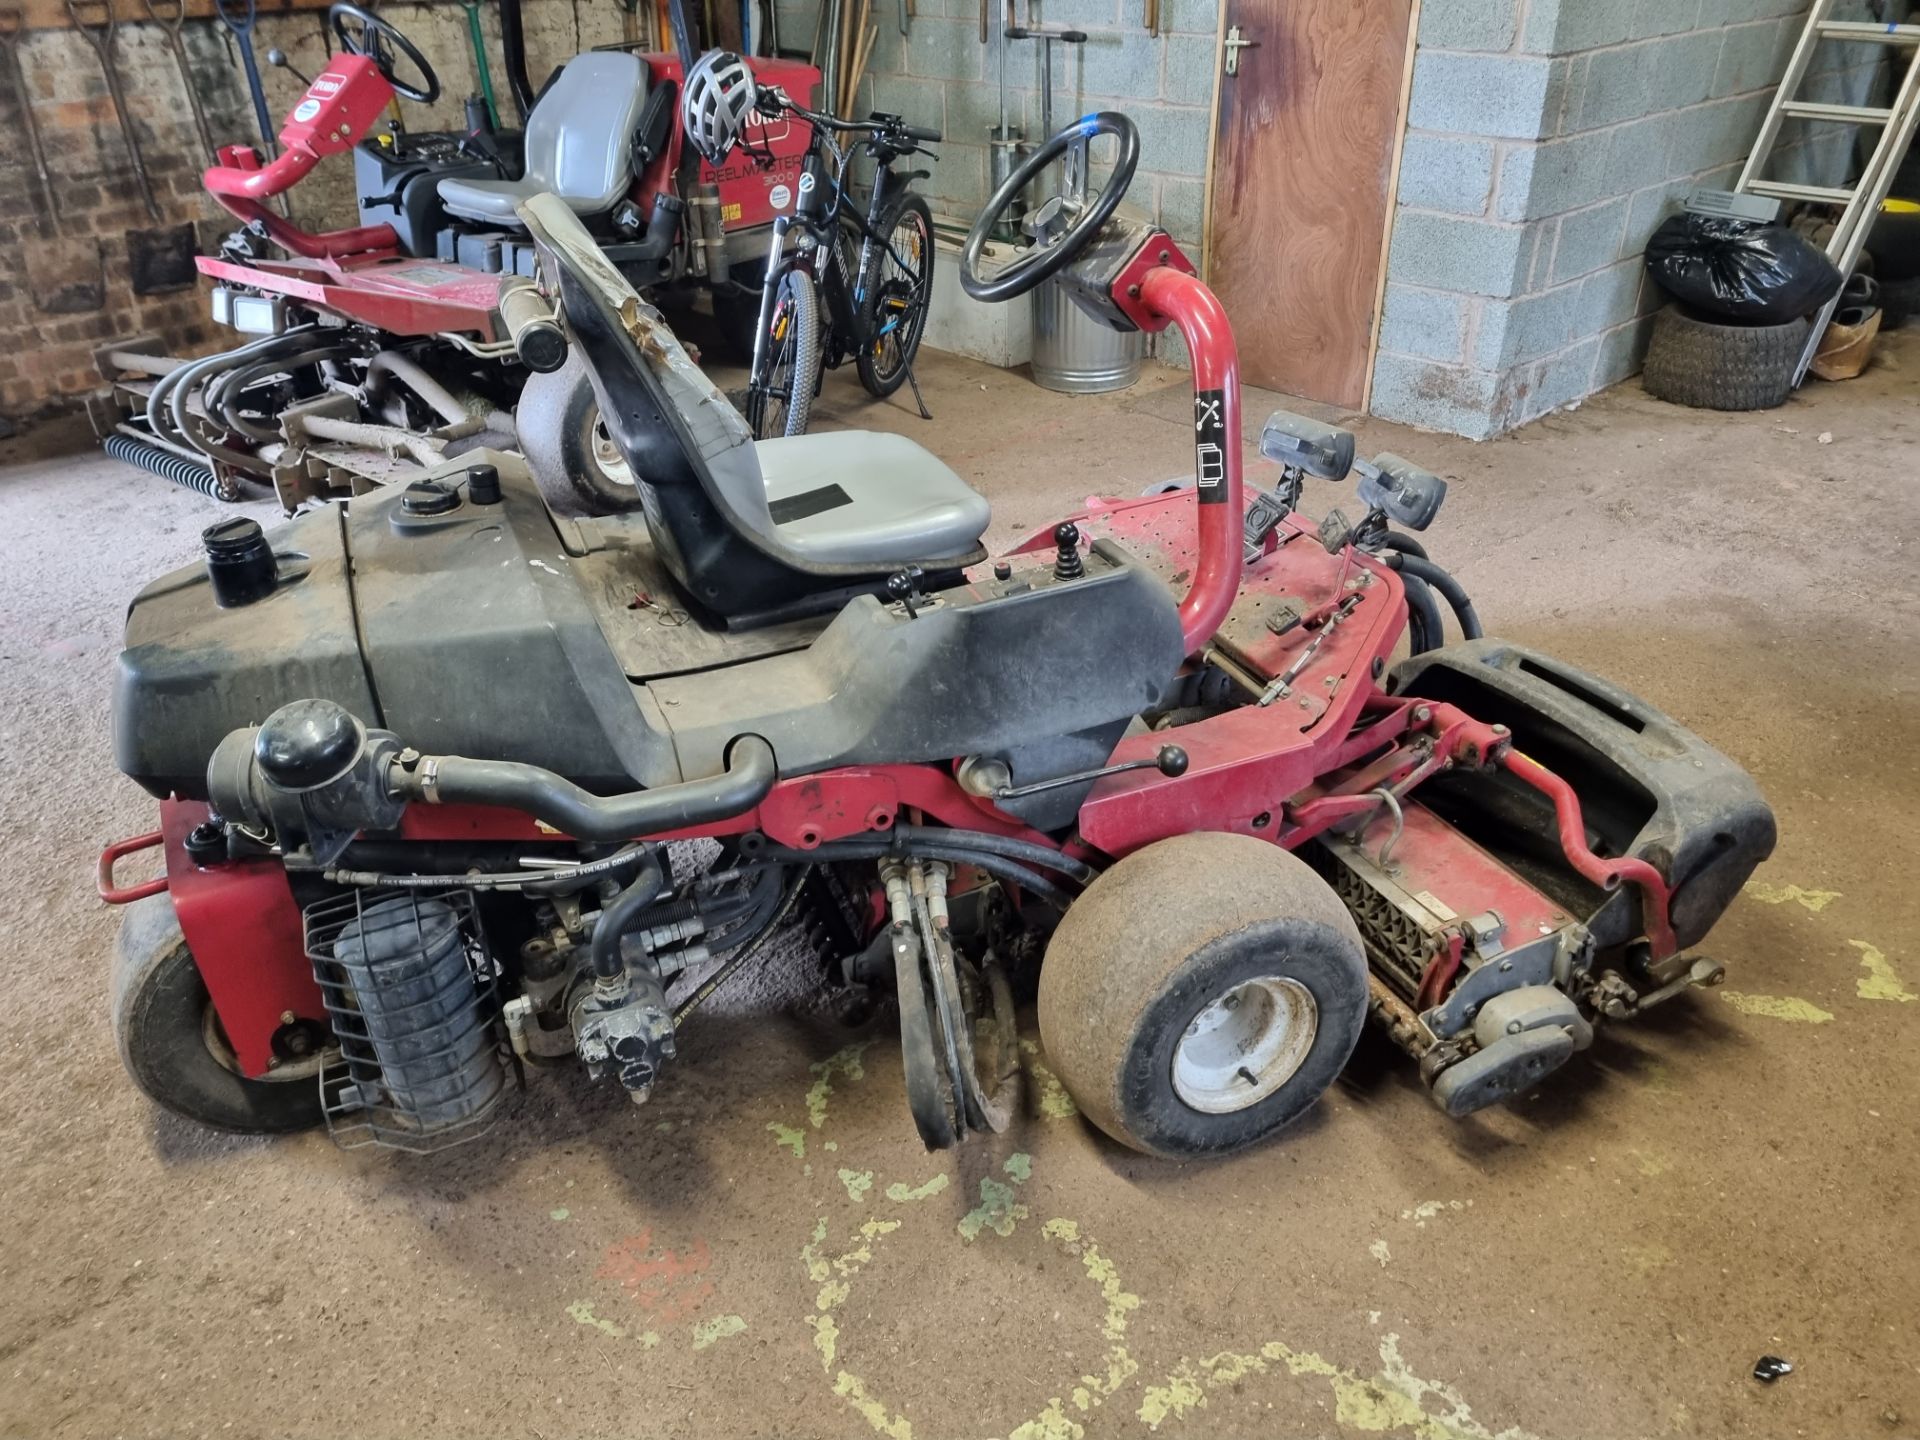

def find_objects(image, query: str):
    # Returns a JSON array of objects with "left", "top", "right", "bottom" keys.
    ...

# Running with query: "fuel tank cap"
[{"left": 401, "top": 478, "right": 461, "bottom": 516}]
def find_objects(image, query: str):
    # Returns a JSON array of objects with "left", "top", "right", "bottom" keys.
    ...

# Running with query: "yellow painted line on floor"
[
  {"left": 1851, "top": 940, "right": 1916, "bottom": 1003},
  {"left": 1721, "top": 991, "right": 1834, "bottom": 1023},
  {"left": 691, "top": 1314, "right": 748, "bottom": 1350},
  {"left": 1743, "top": 880, "right": 1841, "bottom": 913}
]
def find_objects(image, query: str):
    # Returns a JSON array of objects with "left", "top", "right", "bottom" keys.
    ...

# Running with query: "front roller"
[
  {"left": 112, "top": 894, "right": 327, "bottom": 1134},
  {"left": 1037, "top": 833, "right": 1368, "bottom": 1159}
]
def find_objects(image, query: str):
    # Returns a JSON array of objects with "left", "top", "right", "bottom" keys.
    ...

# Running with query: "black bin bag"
[{"left": 1644, "top": 214, "right": 1844, "bottom": 324}]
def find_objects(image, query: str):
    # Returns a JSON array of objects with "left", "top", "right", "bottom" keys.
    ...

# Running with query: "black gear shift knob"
[{"left": 1053, "top": 522, "right": 1084, "bottom": 580}]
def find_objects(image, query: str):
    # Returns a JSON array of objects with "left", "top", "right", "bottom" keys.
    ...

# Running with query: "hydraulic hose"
[
  {"left": 401, "top": 735, "right": 780, "bottom": 843},
  {"left": 1399, "top": 571, "right": 1443, "bottom": 655},
  {"left": 1386, "top": 551, "right": 1484, "bottom": 641},
  {"left": 889, "top": 822, "right": 1098, "bottom": 886},
  {"left": 750, "top": 837, "right": 1076, "bottom": 913},
  {"left": 1384, "top": 530, "right": 1429, "bottom": 560},
  {"left": 590, "top": 848, "right": 666, "bottom": 979}
]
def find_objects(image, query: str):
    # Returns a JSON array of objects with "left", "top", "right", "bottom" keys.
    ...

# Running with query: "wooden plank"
[
  {"left": 1359, "top": 0, "right": 1421, "bottom": 415},
  {"left": 1204, "top": 0, "right": 1416, "bottom": 408},
  {"left": 10, "top": 0, "right": 334, "bottom": 32},
  {"left": 1196, "top": 0, "right": 1229, "bottom": 279}
]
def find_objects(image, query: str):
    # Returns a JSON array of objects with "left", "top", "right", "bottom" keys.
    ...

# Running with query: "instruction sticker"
[
  {"left": 292, "top": 98, "right": 322, "bottom": 123},
  {"left": 769, "top": 183, "right": 792, "bottom": 210},
  {"left": 1194, "top": 389, "right": 1227, "bottom": 503}
]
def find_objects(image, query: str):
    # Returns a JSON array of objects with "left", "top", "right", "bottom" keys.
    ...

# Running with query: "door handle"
[{"left": 1224, "top": 24, "right": 1259, "bottom": 76}]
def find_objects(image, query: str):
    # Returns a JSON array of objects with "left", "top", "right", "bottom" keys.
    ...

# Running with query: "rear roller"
[{"left": 1037, "top": 832, "right": 1367, "bottom": 1158}]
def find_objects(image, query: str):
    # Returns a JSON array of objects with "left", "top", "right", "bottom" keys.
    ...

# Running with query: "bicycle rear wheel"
[
  {"left": 856, "top": 194, "right": 933, "bottom": 400},
  {"left": 748, "top": 267, "right": 821, "bottom": 440}
]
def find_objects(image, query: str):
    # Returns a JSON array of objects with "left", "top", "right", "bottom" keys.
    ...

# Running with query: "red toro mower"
[
  {"left": 99, "top": 110, "right": 1773, "bottom": 1158},
  {"left": 101, "top": 1, "right": 816, "bottom": 512}
]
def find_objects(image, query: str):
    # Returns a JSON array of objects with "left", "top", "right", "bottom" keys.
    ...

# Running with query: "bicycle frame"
[{"left": 745, "top": 103, "right": 932, "bottom": 413}]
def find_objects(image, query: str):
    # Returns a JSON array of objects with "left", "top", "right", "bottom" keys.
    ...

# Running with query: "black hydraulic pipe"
[
  {"left": 1399, "top": 572, "right": 1443, "bottom": 655},
  {"left": 498, "top": 0, "right": 534, "bottom": 123},
  {"left": 752, "top": 838, "right": 1076, "bottom": 912},
  {"left": 1387, "top": 551, "right": 1484, "bottom": 641},
  {"left": 1384, "top": 530, "right": 1429, "bottom": 560},
  {"left": 891, "top": 822, "right": 1098, "bottom": 886},
  {"left": 590, "top": 849, "right": 666, "bottom": 979},
  {"left": 408, "top": 735, "right": 779, "bottom": 843}
]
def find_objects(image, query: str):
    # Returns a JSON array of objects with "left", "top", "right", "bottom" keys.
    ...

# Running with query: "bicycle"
[{"left": 741, "top": 90, "right": 941, "bottom": 440}]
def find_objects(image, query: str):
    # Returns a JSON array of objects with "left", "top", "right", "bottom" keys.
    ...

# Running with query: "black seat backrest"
[{"left": 520, "top": 195, "right": 887, "bottom": 622}]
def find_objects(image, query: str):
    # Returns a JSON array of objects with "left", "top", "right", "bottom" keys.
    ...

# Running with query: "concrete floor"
[{"left": 2, "top": 331, "right": 1916, "bottom": 1440}]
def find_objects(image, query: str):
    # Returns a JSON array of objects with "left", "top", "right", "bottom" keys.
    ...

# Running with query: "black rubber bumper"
[{"left": 1390, "top": 639, "right": 1776, "bottom": 950}]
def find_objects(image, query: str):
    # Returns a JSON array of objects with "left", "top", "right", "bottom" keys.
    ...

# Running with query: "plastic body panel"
[{"left": 1389, "top": 640, "right": 1776, "bottom": 949}]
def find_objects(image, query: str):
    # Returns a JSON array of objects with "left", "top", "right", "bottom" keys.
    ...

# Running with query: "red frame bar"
[
  {"left": 1501, "top": 750, "right": 1677, "bottom": 958},
  {"left": 1137, "top": 266, "right": 1243, "bottom": 655},
  {"left": 98, "top": 832, "right": 168, "bottom": 904}
]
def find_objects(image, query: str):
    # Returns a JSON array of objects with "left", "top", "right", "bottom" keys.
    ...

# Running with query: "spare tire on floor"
[{"left": 1641, "top": 305, "right": 1809, "bottom": 411}]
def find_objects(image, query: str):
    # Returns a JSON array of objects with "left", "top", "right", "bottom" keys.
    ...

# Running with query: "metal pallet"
[{"left": 1732, "top": 1, "right": 1920, "bottom": 381}]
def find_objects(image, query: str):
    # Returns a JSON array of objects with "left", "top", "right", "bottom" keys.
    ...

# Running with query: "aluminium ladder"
[{"left": 1732, "top": 0, "right": 1920, "bottom": 383}]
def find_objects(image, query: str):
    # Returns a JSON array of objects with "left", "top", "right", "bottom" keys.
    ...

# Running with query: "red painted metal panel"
[{"left": 161, "top": 801, "right": 322, "bottom": 1079}]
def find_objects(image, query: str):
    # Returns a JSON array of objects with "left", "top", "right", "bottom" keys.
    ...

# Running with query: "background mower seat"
[
  {"left": 438, "top": 53, "right": 648, "bottom": 224},
  {"left": 518, "top": 194, "right": 989, "bottom": 622},
  {"left": 754, "top": 432, "right": 988, "bottom": 566}
]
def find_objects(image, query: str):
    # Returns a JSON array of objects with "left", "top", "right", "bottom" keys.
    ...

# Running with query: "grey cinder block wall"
[{"left": 1371, "top": 0, "right": 1897, "bottom": 439}]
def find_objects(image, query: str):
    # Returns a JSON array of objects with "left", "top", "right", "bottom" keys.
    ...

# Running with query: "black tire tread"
[{"left": 1642, "top": 305, "right": 1809, "bottom": 412}]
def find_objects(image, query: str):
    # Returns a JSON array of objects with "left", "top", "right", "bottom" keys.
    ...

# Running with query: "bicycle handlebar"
[{"left": 760, "top": 88, "right": 940, "bottom": 145}]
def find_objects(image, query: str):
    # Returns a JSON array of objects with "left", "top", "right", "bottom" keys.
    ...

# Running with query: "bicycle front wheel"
[
  {"left": 748, "top": 267, "right": 822, "bottom": 440},
  {"left": 856, "top": 193, "right": 934, "bottom": 401}
]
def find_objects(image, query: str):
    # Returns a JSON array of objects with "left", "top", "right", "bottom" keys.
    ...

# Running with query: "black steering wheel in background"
[
  {"left": 960, "top": 112, "right": 1140, "bottom": 304},
  {"left": 329, "top": 1, "right": 441, "bottom": 104}
]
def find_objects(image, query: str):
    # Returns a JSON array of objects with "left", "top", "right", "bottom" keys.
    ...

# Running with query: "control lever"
[
  {"left": 265, "top": 47, "right": 312, "bottom": 87},
  {"left": 993, "top": 744, "right": 1189, "bottom": 801}
]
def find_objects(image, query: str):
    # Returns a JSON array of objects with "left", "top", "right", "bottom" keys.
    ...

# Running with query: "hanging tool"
[
  {"left": 1143, "top": 0, "right": 1158, "bottom": 35},
  {"left": 459, "top": 0, "right": 501, "bottom": 128},
  {"left": 986, "top": 0, "right": 1023, "bottom": 240},
  {"left": 215, "top": 0, "right": 278, "bottom": 160},
  {"left": 143, "top": 0, "right": 220, "bottom": 163},
  {"left": 66, "top": 0, "right": 161, "bottom": 221},
  {"left": 614, "top": 0, "right": 640, "bottom": 48},
  {"left": 1008, "top": 23, "right": 1087, "bottom": 211},
  {"left": 0, "top": 7, "right": 58, "bottom": 230}
]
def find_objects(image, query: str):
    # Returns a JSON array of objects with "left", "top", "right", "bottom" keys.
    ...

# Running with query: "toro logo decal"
[{"left": 308, "top": 72, "right": 345, "bottom": 98}]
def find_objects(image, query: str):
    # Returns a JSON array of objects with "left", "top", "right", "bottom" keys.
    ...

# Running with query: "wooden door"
[{"left": 1205, "top": 0, "right": 1415, "bottom": 407}]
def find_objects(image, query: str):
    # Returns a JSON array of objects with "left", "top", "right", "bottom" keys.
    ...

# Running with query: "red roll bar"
[{"left": 1137, "top": 266, "right": 1243, "bottom": 654}]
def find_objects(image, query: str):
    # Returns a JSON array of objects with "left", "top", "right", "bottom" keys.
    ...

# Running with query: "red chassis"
[
  {"left": 102, "top": 215, "right": 1761, "bottom": 1155},
  {"left": 195, "top": 51, "right": 819, "bottom": 342}
]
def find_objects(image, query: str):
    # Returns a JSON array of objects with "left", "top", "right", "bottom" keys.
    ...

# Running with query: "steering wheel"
[
  {"left": 329, "top": 1, "right": 440, "bottom": 104},
  {"left": 960, "top": 112, "right": 1139, "bottom": 305}
]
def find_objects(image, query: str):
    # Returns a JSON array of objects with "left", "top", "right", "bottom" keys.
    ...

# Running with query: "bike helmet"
[{"left": 681, "top": 50, "right": 757, "bottom": 165}]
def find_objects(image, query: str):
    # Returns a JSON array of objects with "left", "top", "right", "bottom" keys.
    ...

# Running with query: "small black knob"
[
  {"left": 992, "top": 560, "right": 1012, "bottom": 581},
  {"left": 184, "top": 821, "right": 227, "bottom": 868},
  {"left": 466, "top": 462, "right": 502, "bottom": 504},
  {"left": 1155, "top": 745, "right": 1190, "bottom": 777},
  {"left": 1053, "top": 522, "right": 1084, "bottom": 580}
]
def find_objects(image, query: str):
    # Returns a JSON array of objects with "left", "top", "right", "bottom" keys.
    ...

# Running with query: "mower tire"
[
  {"left": 517, "top": 351, "right": 640, "bottom": 516},
  {"left": 1036, "top": 832, "right": 1367, "bottom": 1159},
  {"left": 111, "top": 894, "right": 326, "bottom": 1135},
  {"left": 1880, "top": 273, "right": 1920, "bottom": 330},
  {"left": 1641, "top": 305, "right": 1809, "bottom": 411}
]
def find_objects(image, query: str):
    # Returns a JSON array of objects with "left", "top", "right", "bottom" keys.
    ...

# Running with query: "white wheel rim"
[
  {"left": 590, "top": 415, "right": 634, "bottom": 488},
  {"left": 1171, "top": 976, "right": 1319, "bottom": 1114}
]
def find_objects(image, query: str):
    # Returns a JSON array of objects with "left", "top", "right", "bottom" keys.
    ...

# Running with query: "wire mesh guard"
[{"left": 303, "top": 888, "right": 518, "bottom": 1153}]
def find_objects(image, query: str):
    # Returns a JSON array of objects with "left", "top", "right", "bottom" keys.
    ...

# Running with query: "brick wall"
[
  {"left": 1369, "top": 0, "right": 1903, "bottom": 439},
  {"left": 0, "top": 0, "right": 619, "bottom": 425},
  {"left": 769, "top": 0, "right": 1221, "bottom": 261}
]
